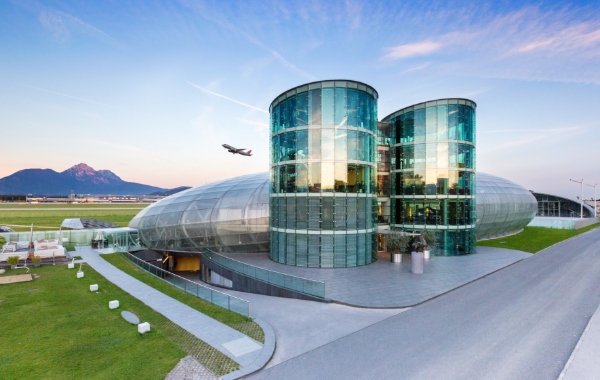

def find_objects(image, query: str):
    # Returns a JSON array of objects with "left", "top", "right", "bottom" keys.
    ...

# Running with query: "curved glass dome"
[
  {"left": 476, "top": 172, "right": 537, "bottom": 241},
  {"left": 130, "top": 172, "right": 269, "bottom": 253},
  {"left": 532, "top": 192, "right": 594, "bottom": 218}
]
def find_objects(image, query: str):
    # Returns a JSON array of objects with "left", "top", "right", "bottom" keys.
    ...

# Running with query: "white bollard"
[
  {"left": 138, "top": 322, "right": 150, "bottom": 334},
  {"left": 76, "top": 271, "right": 84, "bottom": 278},
  {"left": 109, "top": 300, "right": 119, "bottom": 309},
  {"left": 90, "top": 284, "right": 98, "bottom": 292},
  {"left": 68, "top": 263, "right": 75, "bottom": 269}
]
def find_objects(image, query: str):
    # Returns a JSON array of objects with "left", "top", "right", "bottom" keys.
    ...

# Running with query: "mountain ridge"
[{"left": 0, "top": 163, "right": 182, "bottom": 196}]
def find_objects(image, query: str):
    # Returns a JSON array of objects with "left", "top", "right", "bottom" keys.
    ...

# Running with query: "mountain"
[
  {"left": 149, "top": 186, "right": 192, "bottom": 196},
  {"left": 0, "top": 163, "right": 167, "bottom": 196}
]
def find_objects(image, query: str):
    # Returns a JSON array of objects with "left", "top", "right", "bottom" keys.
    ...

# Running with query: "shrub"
[
  {"left": 0, "top": 236, "right": 6, "bottom": 246},
  {"left": 385, "top": 232, "right": 411, "bottom": 254},
  {"left": 420, "top": 231, "right": 438, "bottom": 249},
  {"left": 7, "top": 255, "right": 19, "bottom": 266},
  {"left": 32, "top": 255, "right": 42, "bottom": 264}
]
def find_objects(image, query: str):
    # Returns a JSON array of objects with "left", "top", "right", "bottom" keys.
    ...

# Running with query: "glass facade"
[
  {"left": 384, "top": 99, "right": 477, "bottom": 255},
  {"left": 129, "top": 173, "right": 269, "bottom": 253},
  {"left": 269, "top": 80, "right": 379, "bottom": 267},
  {"left": 476, "top": 173, "right": 537, "bottom": 240},
  {"left": 533, "top": 192, "right": 594, "bottom": 218}
]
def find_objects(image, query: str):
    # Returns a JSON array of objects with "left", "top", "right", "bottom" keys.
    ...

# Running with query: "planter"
[
  {"left": 392, "top": 253, "right": 402, "bottom": 263},
  {"left": 424, "top": 250, "right": 430, "bottom": 260},
  {"left": 34, "top": 263, "right": 41, "bottom": 267},
  {"left": 10, "top": 265, "right": 17, "bottom": 269},
  {"left": 411, "top": 251, "right": 424, "bottom": 274}
]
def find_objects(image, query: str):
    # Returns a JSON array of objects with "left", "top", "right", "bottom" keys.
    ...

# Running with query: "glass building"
[
  {"left": 476, "top": 173, "right": 538, "bottom": 240},
  {"left": 384, "top": 99, "right": 477, "bottom": 255},
  {"left": 269, "top": 80, "right": 379, "bottom": 267},
  {"left": 129, "top": 172, "right": 269, "bottom": 253},
  {"left": 533, "top": 192, "right": 595, "bottom": 218}
]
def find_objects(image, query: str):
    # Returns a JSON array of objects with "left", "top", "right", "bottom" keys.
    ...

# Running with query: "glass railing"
[
  {"left": 118, "top": 250, "right": 250, "bottom": 317},
  {"left": 202, "top": 249, "right": 326, "bottom": 299}
]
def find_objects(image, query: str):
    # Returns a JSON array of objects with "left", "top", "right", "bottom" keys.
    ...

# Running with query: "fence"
[
  {"left": 118, "top": 250, "right": 250, "bottom": 317},
  {"left": 203, "top": 249, "right": 326, "bottom": 299},
  {"left": 0, "top": 228, "right": 143, "bottom": 250}
]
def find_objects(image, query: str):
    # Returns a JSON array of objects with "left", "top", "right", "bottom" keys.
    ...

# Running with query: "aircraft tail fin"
[{"left": 247, "top": 150, "right": 252, "bottom": 155}]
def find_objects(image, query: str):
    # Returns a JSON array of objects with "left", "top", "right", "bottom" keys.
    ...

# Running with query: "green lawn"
[
  {"left": 0, "top": 204, "right": 147, "bottom": 231},
  {"left": 101, "top": 253, "right": 264, "bottom": 343},
  {"left": 0, "top": 263, "right": 237, "bottom": 379},
  {"left": 477, "top": 223, "right": 600, "bottom": 253}
]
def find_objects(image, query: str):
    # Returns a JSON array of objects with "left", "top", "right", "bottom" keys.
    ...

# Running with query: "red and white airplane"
[{"left": 222, "top": 144, "right": 252, "bottom": 156}]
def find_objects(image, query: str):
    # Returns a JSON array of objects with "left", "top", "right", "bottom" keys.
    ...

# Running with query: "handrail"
[
  {"left": 201, "top": 248, "right": 326, "bottom": 299},
  {"left": 118, "top": 250, "right": 250, "bottom": 317}
]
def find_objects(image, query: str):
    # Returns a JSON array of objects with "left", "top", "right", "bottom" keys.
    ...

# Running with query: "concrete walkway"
[
  {"left": 75, "top": 246, "right": 263, "bottom": 367},
  {"left": 561, "top": 302, "right": 600, "bottom": 379},
  {"left": 222, "top": 247, "right": 531, "bottom": 307}
]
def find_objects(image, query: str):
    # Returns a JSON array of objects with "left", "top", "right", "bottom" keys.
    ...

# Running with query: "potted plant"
[
  {"left": 410, "top": 236, "right": 426, "bottom": 274},
  {"left": 32, "top": 255, "right": 42, "bottom": 267},
  {"left": 385, "top": 232, "right": 411, "bottom": 263},
  {"left": 7, "top": 255, "right": 19, "bottom": 269},
  {"left": 420, "top": 231, "right": 437, "bottom": 260}
]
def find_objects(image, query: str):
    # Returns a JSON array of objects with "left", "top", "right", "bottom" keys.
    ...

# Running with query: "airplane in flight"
[{"left": 222, "top": 144, "right": 252, "bottom": 156}]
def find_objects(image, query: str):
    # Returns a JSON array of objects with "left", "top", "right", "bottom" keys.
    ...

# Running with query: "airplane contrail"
[{"left": 188, "top": 82, "right": 268, "bottom": 114}]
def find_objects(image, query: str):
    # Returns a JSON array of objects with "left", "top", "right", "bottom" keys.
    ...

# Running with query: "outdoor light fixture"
[
  {"left": 570, "top": 178, "right": 584, "bottom": 219},
  {"left": 586, "top": 183, "right": 597, "bottom": 218}
]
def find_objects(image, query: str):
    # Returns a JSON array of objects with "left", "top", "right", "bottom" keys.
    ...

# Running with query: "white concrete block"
[
  {"left": 76, "top": 271, "right": 84, "bottom": 278},
  {"left": 90, "top": 284, "right": 98, "bottom": 291},
  {"left": 138, "top": 322, "right": 150, "bottom": 334},
  {"left": 109, "top": 300, "right": 119, "bottom": 309},
  {"left": 68, "top": 263, "right": 75, "bottom": 269}
]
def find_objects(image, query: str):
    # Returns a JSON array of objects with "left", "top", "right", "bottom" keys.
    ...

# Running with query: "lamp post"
[
  {"left": 570, "top": 178, "right": 584, "bottom": 219},
  {"left": 586, "top": 183, "right": 597, "bottom": 218}
]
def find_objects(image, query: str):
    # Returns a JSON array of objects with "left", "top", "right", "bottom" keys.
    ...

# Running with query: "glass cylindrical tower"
[
  {"left": 269, "top": 80, "right": 378, "bottom": 267},
  {"left": 384, "top": 98, "right": 476, "bottom": 255}
]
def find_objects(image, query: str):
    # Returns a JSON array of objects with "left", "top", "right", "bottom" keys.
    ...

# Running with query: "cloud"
[
  {"left": 381, "top": 5, "right": 600, "bottom": 84},
  {"left": 384, "top": 41, "right": 442, "bottom": 60},
  {"left": 188, "top": 82, "right": 268, "bottom": 114},
  {"left": 13, "top": 0, "right": 123, "bottom": 48},
  {"left": 39, "top": 11, "right": 69, "bottom": 40},
  {"left": 400, "top": 63, "right": 430, "bottom": 74}
]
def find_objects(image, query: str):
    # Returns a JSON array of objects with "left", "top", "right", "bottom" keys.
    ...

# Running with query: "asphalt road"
[{"left": 250, "top": 228, "right": 600, "bottom": 380}]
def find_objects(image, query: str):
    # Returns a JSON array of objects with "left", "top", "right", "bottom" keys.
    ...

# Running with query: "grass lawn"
[
  {"left": 477, "top": 223, "right": 600, "bottom": 253},
  {"left": 0, "top": 264, "right": 237, "bottom": 379},
  {"left": 101, "top": 253, "right": 264, "bottom": 343},
  {"left": 0, "top": 204, "right": 148, "bottom": 231}
]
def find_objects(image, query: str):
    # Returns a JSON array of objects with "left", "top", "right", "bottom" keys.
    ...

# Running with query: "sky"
[{"left": 1, "top": 0, "right": 599, "bottom": 200}]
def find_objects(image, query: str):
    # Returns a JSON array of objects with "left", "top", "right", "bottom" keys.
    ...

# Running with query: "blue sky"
[{"left": 1, "top": 0, "right": 599, "bottom": 199}]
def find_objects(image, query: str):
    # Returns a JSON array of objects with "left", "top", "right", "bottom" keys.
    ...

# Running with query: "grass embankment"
[
  {"left": 101, "top": 253, "right": 264, "bottom": 343},
  {"left": 0, "top": 264, "right": 238, "bottom": 379},
  {"left": 0, "top": 204, "right": 147, "bottom": 231},
  {"left": 477, "top": 223, "right": 600, "bottom": 253}
]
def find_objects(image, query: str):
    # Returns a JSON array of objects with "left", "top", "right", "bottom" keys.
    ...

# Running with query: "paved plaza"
[{"left": 222, "top": 247, "right": 531, "bottom": 307}]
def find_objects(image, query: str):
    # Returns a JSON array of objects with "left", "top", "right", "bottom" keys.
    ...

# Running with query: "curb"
[
  {"left": 221, "top": 318, "right": 276, "bottom": 380},
  {"left": 557, "top": 303, "right": 600, "bottom": 380}
]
